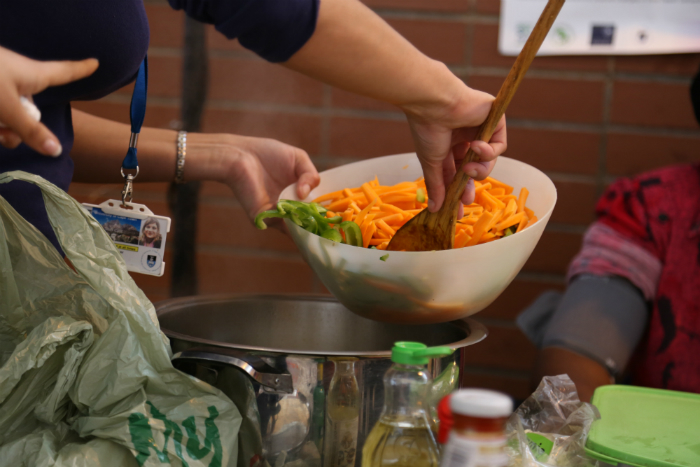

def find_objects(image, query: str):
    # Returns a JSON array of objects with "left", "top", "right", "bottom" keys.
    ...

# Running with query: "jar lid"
[{"left": 450, "top": 389, "right": 513, "bottom": 418}]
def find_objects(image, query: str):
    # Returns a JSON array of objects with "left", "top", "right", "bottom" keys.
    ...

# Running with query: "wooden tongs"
[{"left": 388, "top": 0, "right": 566, "bottom": 252}]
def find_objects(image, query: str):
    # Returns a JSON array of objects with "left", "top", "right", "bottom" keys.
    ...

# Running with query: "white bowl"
[{"left": 280, "top": 153, "right": 557, "bottom": 324}]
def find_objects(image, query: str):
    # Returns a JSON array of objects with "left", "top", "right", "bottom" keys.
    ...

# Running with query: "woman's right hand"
[{"left": 0, "top": 46, "right": 98, "bottom": 156}]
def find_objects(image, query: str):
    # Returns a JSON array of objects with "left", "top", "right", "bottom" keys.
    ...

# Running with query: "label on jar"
[
  {"left": 324, "top": 417, "right": 359, "bottom": 467},
  {"left": 440, "top": 433, "right": 508, "bottom": 467}
]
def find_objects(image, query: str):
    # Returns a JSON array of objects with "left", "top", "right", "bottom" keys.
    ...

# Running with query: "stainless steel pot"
[{"left": 155, "top": 295, "right": 487, "bottom": 467}]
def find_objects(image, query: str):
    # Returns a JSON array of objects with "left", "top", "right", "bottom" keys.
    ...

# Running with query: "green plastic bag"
[{"left": 0, "top": 171, "right": 241, "bottom": 467}]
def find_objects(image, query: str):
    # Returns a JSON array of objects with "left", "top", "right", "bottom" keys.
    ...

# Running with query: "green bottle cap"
[{"left": 391, "top": 342, "right": 454, "bottom": 365}]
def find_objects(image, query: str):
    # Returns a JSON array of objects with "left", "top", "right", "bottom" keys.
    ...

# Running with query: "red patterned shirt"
[{"left": 568, "top": 164, "right": 700, "bottom": 393}]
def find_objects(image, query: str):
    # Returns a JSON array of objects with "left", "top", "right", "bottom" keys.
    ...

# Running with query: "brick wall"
[{"left": 69, "top": 0, "right": 700, "bottom": 400}]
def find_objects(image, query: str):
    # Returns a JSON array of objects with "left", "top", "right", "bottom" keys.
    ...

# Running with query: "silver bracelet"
[{"left": 175, "top": 131, "right": 187, "bottom": 184}]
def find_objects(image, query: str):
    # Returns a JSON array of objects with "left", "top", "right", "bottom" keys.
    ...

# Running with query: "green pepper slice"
[
  {"left": 254, "top": 210, "right": 290, "bottom": 230},
  {"left": 321, "top": 228, "right": 343, "bottom": 243},
  {"left": 301, "top": 215, "right": 319, "bottom": 235},
  {"left": 338, "top": 221, "right": 363, "bottom": 247},
  {"left": 256, "top": 200, "right": 364, "bottom": 247}
]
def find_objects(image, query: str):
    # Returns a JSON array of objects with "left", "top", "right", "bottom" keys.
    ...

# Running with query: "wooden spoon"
[{"left": 387, "top": 0, "right": 566, "bottom": 252}]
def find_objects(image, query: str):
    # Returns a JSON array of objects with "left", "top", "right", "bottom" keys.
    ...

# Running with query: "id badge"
[{"left": 83, "top": 200, "right": 171, "bottom": 277}]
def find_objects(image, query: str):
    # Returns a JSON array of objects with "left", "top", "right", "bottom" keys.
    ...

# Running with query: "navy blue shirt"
[{"left": 0, "top": 0, "right": 318, "bottom": 252}]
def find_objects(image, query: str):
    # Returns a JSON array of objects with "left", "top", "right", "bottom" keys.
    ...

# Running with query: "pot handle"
[{"left": 172, "top": 346, "right": 294, "bottom": 394}]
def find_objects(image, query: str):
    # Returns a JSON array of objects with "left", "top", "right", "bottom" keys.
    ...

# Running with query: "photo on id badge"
[{"left": 86, "top": 205, "right": 168, "bottom": 276}]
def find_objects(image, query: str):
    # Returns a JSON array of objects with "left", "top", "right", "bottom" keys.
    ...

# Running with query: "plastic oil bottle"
[
  {"left": 362, "top": 342, "right": 454, "bottom": 467},
  {"left": 324, "top": 357, "right": 360, "bottom": 467}
]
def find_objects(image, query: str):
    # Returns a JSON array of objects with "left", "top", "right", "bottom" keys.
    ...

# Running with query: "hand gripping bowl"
[{"left": 280, "top": 153, "right": 557, "bottom": 324}]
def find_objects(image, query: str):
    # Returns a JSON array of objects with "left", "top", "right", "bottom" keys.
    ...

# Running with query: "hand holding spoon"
[{"left": 388, "top": 0, "right": 566, "bottom": 252}]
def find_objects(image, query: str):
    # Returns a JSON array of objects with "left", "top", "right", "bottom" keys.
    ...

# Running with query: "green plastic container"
[{"left": 584, "top": 385, "right": 700, "bottom": 467}]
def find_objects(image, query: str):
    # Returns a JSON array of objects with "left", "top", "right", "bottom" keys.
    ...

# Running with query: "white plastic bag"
[{"left": 0, "top": 171, "right": 241, "bottom": 466}]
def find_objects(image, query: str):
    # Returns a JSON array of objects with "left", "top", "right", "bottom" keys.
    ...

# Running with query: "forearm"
[
  {"left": 70, "top": 109, "right": 231, "bottom": 184},
  {"left": 532, "top": 347, "right": 612, "bottom": 403},
  {"left": 284, "top": 0, "right": 464, "bottom": 116}
]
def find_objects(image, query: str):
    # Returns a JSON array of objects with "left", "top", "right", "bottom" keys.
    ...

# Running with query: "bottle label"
[
  {"left": 440, "top": 433, "right": 508, "bottom": 467},
  {"left": 325, "top": 417, "right": 359, "bottom": 467}
]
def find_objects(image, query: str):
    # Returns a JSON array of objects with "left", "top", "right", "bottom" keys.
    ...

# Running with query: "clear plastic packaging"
[{"left": 506, "top": 375, "right": 603, "bottom": 467}]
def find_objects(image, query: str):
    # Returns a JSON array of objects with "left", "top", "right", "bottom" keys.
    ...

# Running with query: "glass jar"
[
  {"left": 440, "top": 389, "right": 512, "bottom": 467},
  {"left": 324, "top": 358, "right": 360, "bottom": 467}
]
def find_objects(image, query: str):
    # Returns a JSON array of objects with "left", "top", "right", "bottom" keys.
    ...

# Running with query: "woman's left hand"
[
  {"left": 188, "top": 134, "right": 320, "bottom": 224},
  {"left": 69, "top": 110, "right": 320, "bottom": 229}
]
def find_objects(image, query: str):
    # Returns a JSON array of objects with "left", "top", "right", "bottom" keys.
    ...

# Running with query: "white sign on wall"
[{"left": 499, "top": 0, "right": 700, "bottom": 56}]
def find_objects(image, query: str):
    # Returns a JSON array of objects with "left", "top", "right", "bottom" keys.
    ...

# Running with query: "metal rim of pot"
[{"left": 156, "top": 293, "right": 488, "bottom": 357}]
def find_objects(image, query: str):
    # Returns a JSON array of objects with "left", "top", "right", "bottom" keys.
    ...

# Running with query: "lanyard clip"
[{"left": 121, "top": 166, "right": 139, "bottom": 207}]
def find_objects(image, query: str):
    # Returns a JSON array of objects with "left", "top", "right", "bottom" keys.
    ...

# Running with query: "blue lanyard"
[{"left": 122, "top": 56, "right": 148, "bottom": 171}]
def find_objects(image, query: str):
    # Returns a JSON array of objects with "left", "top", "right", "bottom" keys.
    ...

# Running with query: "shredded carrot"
[
  {"left": 480, "top": 233, "right": 500, "bottom": 243},
  {"left": 517, "top": 187, "right": 529, "bottom": 214},
  {"left": 328, "top": 194, "right": 365, "bottom": 212},
  {"left": 489, "top": 209, "right": 505, "bottom": 230},
  {"left": 480, "top": 232, "right": 497, "bottom": 242},
  {"left": 375, "top": 219, "right": 396, "bottom": 237},
  {"left": 374, "top": 229, "right": 390, "bottom": 240},
  {"left": 454, "top": 230, "right": 470, "bottom": 249},
  {"left": 361, "top": 182, "right": 382, "bottom": 205},
  {"left": 463, "top": 205, "right": 484, "bottom": 214},
  {"left": 313, "top": 190, "right": 345, "bottom": 203},
  {"left": 380, "top": 204, "right": 404, "bottom": 214},
  {"left": 381, "top": 213, "right": 405, "bottom": 225},
  {"left": 363, "top": 222, "right": 377, "bottom": 248},
  {"left": 483, "top": 191, "right": 506, "bottom": 210},
  {"left": 354, "top": 198, "right": 378, "bottom": 227},
  {"left": 485, "top": 177, "right": 514, "bottom": 195},
  {"left": 371, "top": 210, "right": 392, "bottom": 220},
  {"left": 503, "top": 199, "right": 517, "bottom": 219},
  {"left": 497, "top": 194, "right": 518, "bottom": 204},
  {"left": 465, "top": 211, "right": 494, "bottom": 247},
  {"left": 494, "top": 212, "right": 525, "bottom": 231},
  {"left": 312, "top": 176, "right": 535, "bottom": 249},
  {"left": 474, "top": 183, "right": 492, "bottom": 195},
  {"left": 381, "top": 193, "right": 417, "bottom": 205},
  {"left": 361, "top": 213, "right": 377, "bottom": 231}
]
